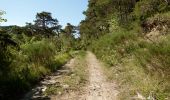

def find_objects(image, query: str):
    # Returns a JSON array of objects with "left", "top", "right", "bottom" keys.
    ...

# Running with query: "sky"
[{"left": 0, "top": 0, "right": 88, "bottom": 27}]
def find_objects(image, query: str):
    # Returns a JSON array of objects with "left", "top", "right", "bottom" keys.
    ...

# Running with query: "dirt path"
[
  {"left": 83, "top": 51, "right": 118, "bottom": 100},
  {"left": 22, "top": 52, "right": 118, "bottom": 100},
  {"left": 56, "top": 51, "right": 119, "bottom": 100}
]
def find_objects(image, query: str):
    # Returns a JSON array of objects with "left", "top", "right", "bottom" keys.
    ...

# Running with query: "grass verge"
[{"left": 91, "top": 29, "right": 170, "bottom": 99}]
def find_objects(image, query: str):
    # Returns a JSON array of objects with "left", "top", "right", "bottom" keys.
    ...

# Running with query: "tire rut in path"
[{"left": 84, "top": 51, "right": 118, "bottom": 100}]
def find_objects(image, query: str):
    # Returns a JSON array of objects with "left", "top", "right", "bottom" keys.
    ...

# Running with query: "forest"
[{"left": 1, "top": 0, "right": 170, "bottom": 100}]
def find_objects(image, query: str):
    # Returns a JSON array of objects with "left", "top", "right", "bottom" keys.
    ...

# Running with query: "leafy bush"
[
  {"left": 53, "top": 53, "right": 72, "bottom": 70},
  {"left": 134, "top": 0, "right": 170, "bottom": 21},
  {"left": 21, "top": 39, "right": 56, "bottom": 67},
  {"left": 0, "top": 38, "right": 72, "bottom": 100},
  {"left": 91, "top": 29, "right": 137, "bottom": 65}
]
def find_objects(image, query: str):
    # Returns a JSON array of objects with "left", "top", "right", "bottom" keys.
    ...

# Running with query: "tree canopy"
[{"left": 33, "top": 11, "right": 61, "bottom": 37}]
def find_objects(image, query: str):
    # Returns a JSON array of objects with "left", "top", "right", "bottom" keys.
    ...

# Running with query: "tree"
[
  {"left": 80, "top": 0, "right": 117, "bottom": 40},
  {"left": 0, "top": 11, "right": 17, "bottom": 71},
  {"left": 0, "top": 11, "right": 16, "bottom": 48},
  {"left": 59, "top": 23, "right": 77, "bottom": 50},
  {"left": 63, "top": 23, "right": 76, "bottom": 37},
  {"left": 34, "top": 11, "right": 61, "bottom": 37},
  {"left": 0, "top": 11, "right": 7, "bottom": 23}
]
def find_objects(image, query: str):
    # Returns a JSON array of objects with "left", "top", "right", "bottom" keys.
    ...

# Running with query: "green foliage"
[
  {"left": 80, "top": 0, "right": 170, "bottom": 40},
  {"left": 34, "top": 11, "right": 61, "bottom": 37},
  {"left": 0, "top": 10, "right": 7, "bottom": 22},
  {"left": 80, "top": 0, "right": 170, "bottom": 99},
  {"left": 90, "top": 28, "right": 170, "bottom": 99},
  {"left": 0, "top": 20, "right": 74, "bottom": 100},
  {"left": 0, "top": 39, "right": 72, "bottom": 99},
  {"left": 148, "top": 11, "right": 170, "bottom": 23},
  {"left": 0, "top": 25, "right": 17, "bottom": 77},
  {"left": 0, "top": 9, "right": 77, "bottom": 99},
  {"left": 59, "top": 23, "right": 78, "bottom": 51},
  {"left": 91, "top": 29, "right": 137, "bottom": 65},
  {"left": 134, "top": 0, "right": 170, "bottom": 21},
  {"left": 21, "top": 39, "right": 56, "bottom": 67},
  {"left": 54, "top": 53, "right": 72, "bottom": 69},
  {"left": 80, "top": 0, "right": 115, "bottom": 40}
]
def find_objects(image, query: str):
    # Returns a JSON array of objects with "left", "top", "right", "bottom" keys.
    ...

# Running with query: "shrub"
[
  {"left": 0, "top": 38, "right": 72, "bottom": 100},
  {"left": 21, "top": 39, "right": 56, "bottom": 68},
  {"left": 134, "top": 0, "right": 170, "bottom": 21}
]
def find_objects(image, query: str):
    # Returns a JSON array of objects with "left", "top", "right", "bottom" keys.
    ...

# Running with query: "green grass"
[
  {"left": 63, "top": 51, "right": 88, "bottom": 90},
  {"left": 91, "top": 28, "right": 170, "bottom": 99}
]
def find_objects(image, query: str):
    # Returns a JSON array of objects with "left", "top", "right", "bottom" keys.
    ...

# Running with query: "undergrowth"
[
  {"left": 91, "top": 29, "right": 170, "bottom": 99},
  {"left": 0, "top": 39, "right": 72, "bottom": 100}
]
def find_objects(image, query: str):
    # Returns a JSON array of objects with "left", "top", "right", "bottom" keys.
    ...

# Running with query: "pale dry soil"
[
  {"left": 84, "top": 52, "right": 118, "bottom": 100},
  {"left": 22, "top": 52, "right": 118, "bottom": 100}
]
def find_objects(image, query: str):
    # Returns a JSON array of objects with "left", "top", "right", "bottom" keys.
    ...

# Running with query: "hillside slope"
[{"left": 79, "top": 0, "right": 170, "bottom": 99}]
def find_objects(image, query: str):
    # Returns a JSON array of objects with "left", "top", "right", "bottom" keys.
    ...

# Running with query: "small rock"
[
  {"left": 98, "top": 92, "right": 101, "bottom": 96},
  {"left": 49, "top": 80, "right": 57, "bottom": 84},
  {"left": 71, "top": 74, "right": 75, "bottom": 76},
  {"left": 137, "top": 92, "right": 146, "bottom": 100},
  {"left": 35, "top": 91, "right": 40, "bottom": 95},
  {"left": 63, "top": 84, "right": 69, "bottom": 89},
  {"left": 95, "top": 85, "right": 101, "bottom": 89},
  {"left": 42, "top": 86, "right": 47, "bottom": 92},
  {"left": 58, "top": 91, "right": 62, "bottom": 95},
  {"left": 31, "top": 95, "right": 50, "bottom": 100}
]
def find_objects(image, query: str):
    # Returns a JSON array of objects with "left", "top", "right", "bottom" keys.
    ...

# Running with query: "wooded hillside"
[{"left": 80, "top": 0, "right": 170, "bottom": 99}]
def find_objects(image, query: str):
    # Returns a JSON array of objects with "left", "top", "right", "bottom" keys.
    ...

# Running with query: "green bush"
[
  {"left": 53, "top": 53, "right": 72, "bottom": 70},
  {"left": 21, "top": 39, "right": 56, "bottom": 67},
  {"left": 134, "top": 0, "right": 170, "bottom": 21},
  {"left": 91, "top": 29, "right": 137, "bottom": 65},
  {"left": 0, "top": 38, "right": 72, "bottom": 100}
]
